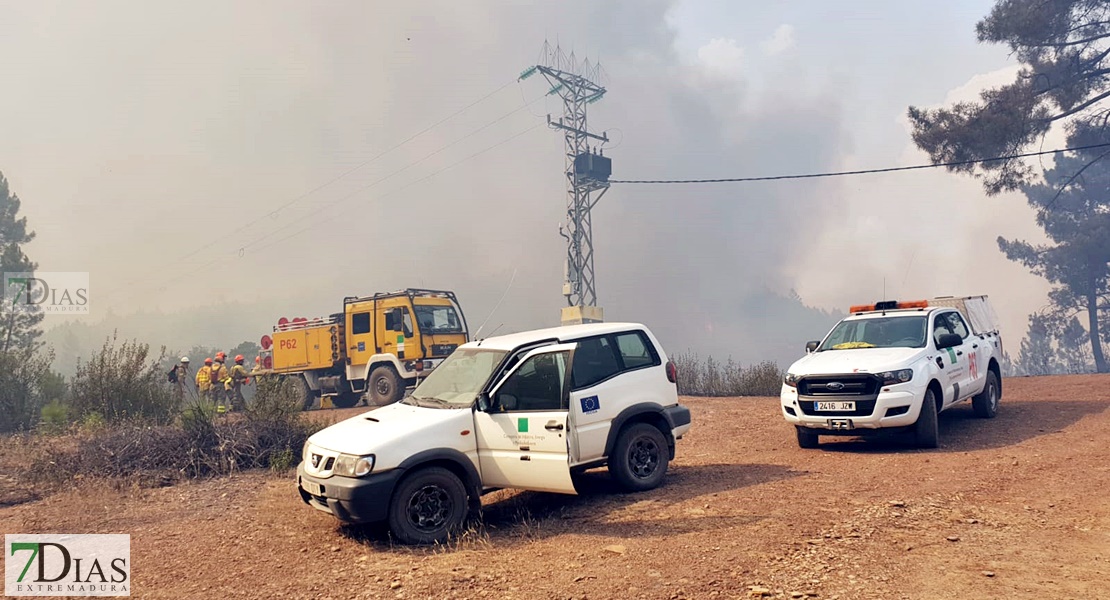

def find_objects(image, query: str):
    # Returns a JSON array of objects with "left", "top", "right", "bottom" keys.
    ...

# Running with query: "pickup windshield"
[
  {"left": 819, "top": 315, "right": 927, "bottom": 350},
  {"left": 414, "top": 304, "right": 464, "bottom": 334},
  {"left": 407, "top": 348, "right": 506, "bottom": 407}
]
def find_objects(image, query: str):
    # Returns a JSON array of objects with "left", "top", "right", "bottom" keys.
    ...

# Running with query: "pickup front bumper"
[
  {"left": 780, "top": 387, "right": 924, "bottom": 432},
  {"left": 296, "top": 462, "right": 402, "bottom": 524}
]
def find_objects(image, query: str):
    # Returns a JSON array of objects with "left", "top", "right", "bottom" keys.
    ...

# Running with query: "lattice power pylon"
[{"left": 519, "top": 44, "right": 612, "bottom": 325}]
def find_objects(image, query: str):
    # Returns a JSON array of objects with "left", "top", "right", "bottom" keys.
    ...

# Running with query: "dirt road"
[{"left": 3, "top": 375, "right": 1108, "bottom": 599}]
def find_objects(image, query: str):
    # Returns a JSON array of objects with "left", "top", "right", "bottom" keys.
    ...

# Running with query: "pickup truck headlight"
[
  {"left": 784, "top": 373, "right": 799, "bottom": 388},
  {"left": 880, "top": 369, "right": 914, "bottom": 385},
  {"left": 302, "top": 440, "right": 310, "bottom": 462},
  {"left": 333, "top": 453, "right": 375, "bottom": 478}
]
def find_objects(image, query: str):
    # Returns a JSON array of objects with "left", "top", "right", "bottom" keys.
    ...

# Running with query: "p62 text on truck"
[
  {"left": 258, "top": 289, "right": 469, "bottom": 409},
  {"left": 781, "top": 296, "right": 1003, "bottom": 449}
]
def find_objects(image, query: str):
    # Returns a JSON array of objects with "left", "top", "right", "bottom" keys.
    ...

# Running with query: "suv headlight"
[
  {"left": 880, "top": 369, "right": 914, "bottom": 385},
  {"left": 302, "top": 440, "right": 311, "bottom": 461},
  {"left": 784, "top": 373, "right": 799, "bottom": 388},
  {"left": 333, "top": 453, "right": 375, "bottom": 478}
]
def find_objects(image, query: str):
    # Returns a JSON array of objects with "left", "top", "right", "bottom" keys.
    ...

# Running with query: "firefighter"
[
  {"left": 174, "top": 357, "right": 192, "bottom": 402},
  {"left": 211, "top": 355, "right": 231, "bottom": 413},
  {"left": 196, "top": 358, "right": 213, "bottom": 404},
  {"left": 229, "top": 355, "right": 251, "bottom": 411}
]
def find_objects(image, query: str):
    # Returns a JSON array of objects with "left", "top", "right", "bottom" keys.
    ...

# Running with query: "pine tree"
[
  {"left": 0, "top": 172, "right": 43, "bottom": 354},
  {"left": 1017, "top": 314, "right": 1057, "bottom": 376}
]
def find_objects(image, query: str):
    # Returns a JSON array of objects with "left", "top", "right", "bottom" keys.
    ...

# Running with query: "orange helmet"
[
  {"left": 204, "top": 357, "right": 213, "bottom": 365},
  {"left": 215, "top": 352, "right": 226, "bottom": 361},
  {"left": 235, "top": 355, "right": 244, "bottom": 363}
]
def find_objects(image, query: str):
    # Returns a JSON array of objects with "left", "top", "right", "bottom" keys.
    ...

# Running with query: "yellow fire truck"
[{"left": 258, "top": 289, "right": 469, "bottom": 409}]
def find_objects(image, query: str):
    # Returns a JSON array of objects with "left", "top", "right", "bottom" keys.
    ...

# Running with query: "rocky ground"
[{"left": 2, "top": 374, "right": 1108, "bottom": 599}]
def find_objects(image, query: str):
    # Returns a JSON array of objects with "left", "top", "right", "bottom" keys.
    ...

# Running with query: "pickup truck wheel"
[
  {"left": 387, "top": 467, "right": 467, "bottom": 545},
  {"left": 972, "top": 371, "right": 1000, "bottom": 418},
  {"left": 796, "top": 427, "right": 820, "bottom": 449},
  {"left": 609, "top": 423, "right": 669, "bottom": 492},
  {"left": 913, "top": 388, "right": 940, "bottom": 449},
  {"left": 368, "top": 366, "right": 403, "bottom": 406}
]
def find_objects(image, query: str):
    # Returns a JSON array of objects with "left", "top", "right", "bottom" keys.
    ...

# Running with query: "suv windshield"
[
  {"left": 819, "top": 316, "right": 927, "bottom": 350},
  {"left": 413, "top": 304, "right": 464, "bottom": 334},
  {"left": 407, "top": 348, "right": 506, "bottom": 407}
]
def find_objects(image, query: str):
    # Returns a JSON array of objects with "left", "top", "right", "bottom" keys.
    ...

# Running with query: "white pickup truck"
[{"left": 780, "top": 296, "right": 1003, "bottom": 449}]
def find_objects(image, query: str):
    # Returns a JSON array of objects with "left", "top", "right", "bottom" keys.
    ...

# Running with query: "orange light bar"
[{"left": 849, "top": 300, "right": 929, "bottom": 313}]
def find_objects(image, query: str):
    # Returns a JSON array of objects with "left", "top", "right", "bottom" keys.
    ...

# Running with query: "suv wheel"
[
  {"left": 913, "top": 388, "right": 939, "bottom": 449},
  {"left": 387, "top": 467, "right": 467, "bottom": 545},
  {"left": 972, "top": 371, "right": 999, "bottom": 418},
  {"left": 610, "top": 423, "right": 669, "bottom": 492},
  {"left": 796, "top": 427, "right": 820, "bottom": 449}
]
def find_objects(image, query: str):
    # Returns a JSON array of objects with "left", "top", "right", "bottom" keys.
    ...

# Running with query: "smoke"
[{"left": 10, "top": 0, "right": 859, "bottom": 368}]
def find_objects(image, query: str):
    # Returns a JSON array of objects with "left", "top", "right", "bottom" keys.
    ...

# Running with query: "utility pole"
[{"left": 520, "top": 43, "right": 612, "bottom": 326}]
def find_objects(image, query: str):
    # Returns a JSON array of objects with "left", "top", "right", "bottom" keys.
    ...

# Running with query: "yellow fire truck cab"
[{"left": 259, "top": 289, "right": 469, "bottom": 409}]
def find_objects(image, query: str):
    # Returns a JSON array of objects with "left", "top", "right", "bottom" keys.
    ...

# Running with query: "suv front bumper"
[{"left": 296, "top": 462, "right": 402, "bottom": 524}]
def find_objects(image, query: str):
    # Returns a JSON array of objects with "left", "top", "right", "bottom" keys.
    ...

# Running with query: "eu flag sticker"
[
  {"left": 580, "top": 395, "right": 600, "bottom": 414},
  {"left": 357, "top": 341, "right": 365, "bottom": 352},
  {"left": 517, "top": 417, "right": 528, "bottom": 433}
]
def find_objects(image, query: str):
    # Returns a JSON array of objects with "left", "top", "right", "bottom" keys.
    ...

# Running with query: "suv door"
[
  {"left": 566, "top": 330, "right": 666, "bottom": 465},
  {"left": 474, "top": 343, "right": 577, "bottom": 494}
]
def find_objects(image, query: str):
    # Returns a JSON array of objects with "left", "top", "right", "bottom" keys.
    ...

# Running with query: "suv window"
[
  {"left": 571, "top": 336, "right": 622, "bottom": 389},
  {"left": 495, "top": 350, "right": 569, "bottom": 411},
  {"left": 615, "top": 331, "right": 658, "bottom": 369}
]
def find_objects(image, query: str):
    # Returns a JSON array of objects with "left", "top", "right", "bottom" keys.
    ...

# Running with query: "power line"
[
  {"left": 237, "top": 93, "right": 544, "bottom": 254},
  {"left": 114, "top": 78, "right": 518, "bottom": 292},
  {"left": 135, "top": 121, "right": 545, "bottom": 301},
  {"left": 608, "top": 142, "right": 1110, "bottom": 184},
  {"left": 248, "top": 122, "right": 545, "bottom": 257}
]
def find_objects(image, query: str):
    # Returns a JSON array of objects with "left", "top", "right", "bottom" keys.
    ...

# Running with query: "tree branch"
[{"left": 1049, "top": 88, "right": 1110, "bottom": 122}]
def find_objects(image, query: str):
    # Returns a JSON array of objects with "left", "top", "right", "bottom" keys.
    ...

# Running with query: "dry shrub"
[
  {"left": 673, "top": 352, "right": 784, "bottom": 397},
  {"left": 69, "top": 332, "right": 176, "bottom": 424},
  {"left": 25, "top": 381, "right": 321, "bottom": 490}
]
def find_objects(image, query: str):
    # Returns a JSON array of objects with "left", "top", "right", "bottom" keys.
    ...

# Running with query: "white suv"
[{"left": 296, "top": 322, "right": 691, "bottom": 544}]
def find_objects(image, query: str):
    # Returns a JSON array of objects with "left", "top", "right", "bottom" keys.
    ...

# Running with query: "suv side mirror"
[
  {"left": 805, "top": 340, "right": 820, "bottom": 353},
  {"left": 936, "top": 333, "right": 963, "bottom": 350},
  {"left": 476, "top": 392, "right": 491, "bottom": 412}
]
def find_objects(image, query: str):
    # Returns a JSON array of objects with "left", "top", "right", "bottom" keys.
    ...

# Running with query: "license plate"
[
  {"left": 303, "top": 480, "right": 324, "bottom": 496},
  {"left": 815, "top": 401, "right": 855, "bottom": 411}
]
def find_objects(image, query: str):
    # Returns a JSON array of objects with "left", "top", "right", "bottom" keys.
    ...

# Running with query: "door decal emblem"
[
  {"left": 580, "top": 395, "right": 600, "bottom": 414},
  {"left": 517, "top": 418, "right": 528, "bottom": 433}
]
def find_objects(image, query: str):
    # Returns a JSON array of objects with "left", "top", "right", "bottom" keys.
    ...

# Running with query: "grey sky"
[{"left": 1, "top": 1, "right": 1048, "bottom": 366}]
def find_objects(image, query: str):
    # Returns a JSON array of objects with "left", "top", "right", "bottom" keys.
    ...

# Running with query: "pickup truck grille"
[
  {"left": 430, "top": 344, "right": 458, "bottom": 357},
  {"left": 797, "top": 374, "right": 881, "bottom": 417},
  {"left": 798, "top": 375, "right": 880, "bottom": 397}
]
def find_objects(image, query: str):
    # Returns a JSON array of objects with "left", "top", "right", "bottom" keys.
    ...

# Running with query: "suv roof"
[{"left": 462, "top": 322, "right": 649, "bottom": 352}]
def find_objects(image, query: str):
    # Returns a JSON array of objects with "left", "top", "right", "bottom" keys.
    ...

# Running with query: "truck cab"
[
  {"left": 781, "top": 298, "right": 1003, "bottom": 449},
  {"left": 260, "top": 289, "right": 468, "bottom": 409},
  {"left": 295, "top": 322, "right": 691, "bottom": 544}
]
